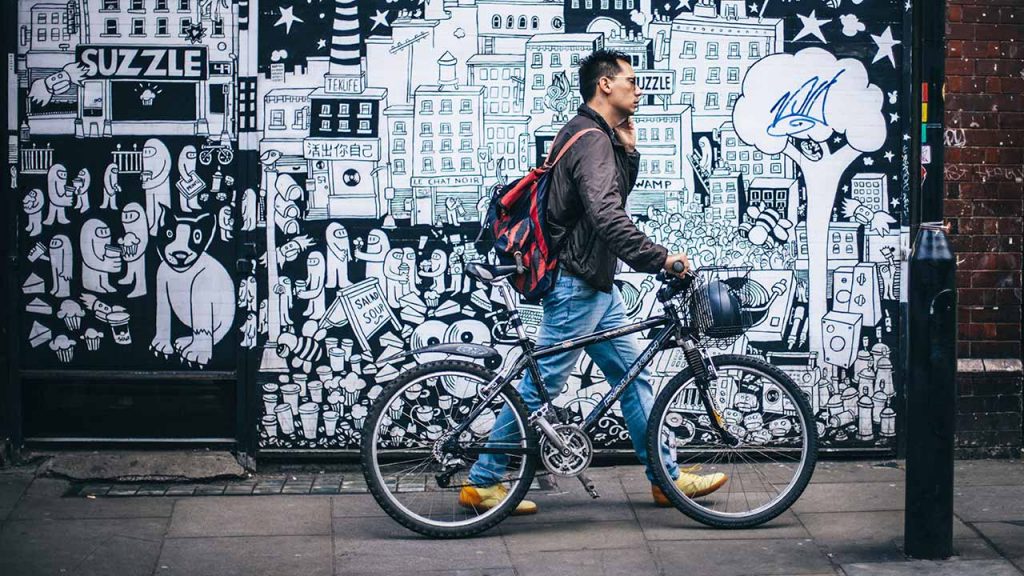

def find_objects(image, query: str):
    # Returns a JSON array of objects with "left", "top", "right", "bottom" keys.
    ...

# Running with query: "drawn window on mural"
[
  {"left": 320, "top": 120, "right": 331, "bottom": 131},
  {"left": 532, "top": 54, "right": 542, "bottom": 68},
  {"left": 460, "top": 122, "right": 472, "bottom": 135},
  {"left": 440, "top": 123, "right": 452, "bottom": 135},
  {"left": 441, "top": 139, "right": 452, "bottom": 152},
  {"left": 103, "top": 19, "right": 118, "bottom": 35},
  {"left": 749, "top": 42, "right": 761, "bottom": 58},
  {"left": 531, "top": 16, "right": 539, "bottom": 29},
  {"left": 682, "top": 93, "right": 694, "bottom": 106},
  {"left": 180, "top": 18, "right": 192, "bottom": 36},
  {"left": 293, "top": 109, "right": 306, "bottom": 129},
  {"left": 421, "top": 101, "right": 432, "bottom": 113},
  {"left": 460, "top": 99, "right": 472, "bottom": 112},
  {"left": 740, "top": 165, "right": 749, "bottom": 174},
  {"left": 727, "top": 152, "right": 736, "bottom": 161},
  {"left": 442, "top": 158, "right": 454, "bottom": 171},
  {"left": 627, "top": 0, "right": 634, "bottom": 7},
  {"left": 422, "top": 140, "right": 433, "bottom": 152},
  {"left": 638, "top": 128, "right": 646, "bottom": 141},
  {"left": 270, "top": 110, "right": 285, "bottom": 129},
  {"left": 551, "top": 53, "right": 561, "bottom": 67},
  {"left": 682, "top": 68, "right": 695, "bottom": 84},
  {"left": 103, "top": 0, "right": 118, "bottom": 10},
  {"left": 489, "top": 103, "right": 498, "bottom": 113},
  {"left": 651, "top": 128, "right": 659, "bottom": 141},
  {"left": 395, "top": 121, "right": 406, "bottom": 135},
  {"left": 461, "top": 158, "right": 472, "bottom": 170},
  {"left": 37, "top": 29, "right": 45, "bottom": 42},
  {"left": 360, "top": 103, "right": 372, "bottom": 116},
  {"left": 585, "top": 0, "right": 593, "bottom": 9},
  {"left": 728, "top": 42, "right": 740, "bottom": 59},
  {"left": 492, "top": 15, "right": 501, "bottom": 28},
  {"left": 461, "top": 138, "right": 472, "bottom": 152},
  {"left": 601, "top": 0, "right": 609, "bottom": 9},
  {"left": 740, "top": 151, "right": 749, "bottom": 161},
  {"left": 423, "top": 158, "right": 434, "bottom": 172},
  {"left": 479, "top": 68, "right": 488, "bottom": 81},
  {"left": 666, "top": 160, "right": 674, "bottom": 173},
  {"left": 179, "top": 0, "right": 190, "bottom": 10},
  {"left": 707, "top": 68, "right": 720, "bottom": 83},
  {"left": 771, "top": 163, "right": 782, "bottom": 174},
  {"left": 728, "top": 68, "right": 740, "bottom": 83},
  {"left": 706, "top": 93, "right": 719, "bottom": 109},
  {"left": 615, "top": 0, "right": 623, "bottom": 8},
  {"left": 666, "top": 127, "right": 674, "bottom": 140},
  {"left": 533, "top": 97, "right": 543, "bottom": 112},
  {"left": 753, "top": 151, "right": 763, "bottom": 161},
  {"left": 754, "top": 165, "right": 764, "bottom": 175},
  {"left": 156, "top": 18, "right": 168, "bottom": 35},
  {"left": 728, "top": 93, "right": 739, "bottom": 109},
  {"left": 651, "top": 161, "right": 660, "bottom": 174},
  {"left": 518, "top": 16, "right": 526, "bottom": 29},
  {"left": 572, "top": 0, "right": 580, "bottom": 7},
  {"left": 318, "top": 104, "right": 328, "bottom": 115},
  {"left": 131, "top": 0, "right": 144, "bottom": 10},
  {"left": 156, "top": 0, "right": 168, "bottom": 9},
  {"left": 682, "top": 41, "right": 696, "bottom": 58},
  {"left": 639, "top": 160, "right": 647, "bottom": 172},
  {"left": 533, "top": 75, "right": 544, "bottom": 89},
  {"left": 506, "top": 16, "right": 514, "bottom": 28},
  {"left": 132, "top": 18, "right": 144, "bottom": 36},
  {"left": 394, "top": 159, "right": 405, "bottom": 174},
  {"left": 707, "top": 42, "right": 719, "bottom": 58},
  {"left": 440, "top": 100, "right": 452, "bottom": 114},
  {"left": 393, "top": 138, "right": 405, "bottom": 152}
]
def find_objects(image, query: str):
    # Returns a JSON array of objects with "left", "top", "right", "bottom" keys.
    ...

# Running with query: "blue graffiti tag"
[{"left": 767, "top": 70, "right": 845, "bottom": 137}]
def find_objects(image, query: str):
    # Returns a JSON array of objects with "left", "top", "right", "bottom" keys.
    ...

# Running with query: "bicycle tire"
[
  {"left": 360, "top": 359, "right": 538, "bottom": 538},
  {"left": 646, "top": 354, "right": 818, "bottom": 528}
]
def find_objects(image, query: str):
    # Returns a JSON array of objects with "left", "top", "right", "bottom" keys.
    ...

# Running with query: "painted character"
[
  {"left": 117, "top": 202, "right": 149, "bottom": 298},
  {"left": 217, "top": 205, "right": 233, "bottom": 241},
  {"left": 240, "top": 188, "right": 257, "bottom": 231},
  {"left": 382, "top": 249, "right": 406, "bottom": 308},
  {"left": 419, "top": 248, "right": 448, "bottom": 292},
  {"left": 353, "top": 228, "right": 389, "bottom": 280},
  {"left": 325, "top": 222, "right": 351, "bottom": 289},
  {"left": 151, "top": 211, "right": 236, "bottom": 367},
  {"left": 274, "top": 277, "right": 294, "bottom": 332},
  {"left": 176, "top": 145, "right": 203, "bottom": 212},
  {"left": 142, "top": 138, "right": 172, "bottom": 236},
  {"left": 297, "top": 251, "right": 326, "bottom": 320},
  {"left": 23, "top": 188, "right": 44, "bottom": 237},
  {"left": 48, "top": 235, "right": 73, "bottom": 298},
  {"left": 43, "top": 164, "right": 73, "bottom": 226},
  {"left": 102, "top": 163, "right": 121, "bottom": 210},
  {"left": 80, "top": 218, "right": 121, "bottom": 293},
  {"left": 73, "top": 168, "right": 91, "bottom": 213},
  {"left": 448, "top": 245, "right": 469, "bottom": 293}
]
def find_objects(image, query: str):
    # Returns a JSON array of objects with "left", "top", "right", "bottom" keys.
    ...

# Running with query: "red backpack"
[{"left": 479, "top": 127, "right": 603, "bottom": 302}]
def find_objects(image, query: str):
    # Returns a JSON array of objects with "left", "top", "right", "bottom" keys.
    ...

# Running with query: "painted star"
[
  {"left": 316, "top": 38, "right": 326, "bottom": 50},
  {"left": 891, "top": 198, "right": 901, "bottom": 208},
  {"left": 676, "top": 0, "right": 693, "bottom": 10},
  {"left": 842, "top": 184, "right": 850, "bottom": 193},
  {"left": 903, "top": 133, "right": 911, "bottom": 141},
  {"left": 794, "top": 11, "right": 831, "bottom": 43},
  {"left": 833, "top": 136, "right": 844, "bottom": 144},
  {"left": 863, "top": 157, "right": 875, "bottom": 166},
  {"left": 890, "top": 112, "right": 900, "bottom": 123},
  {"left": 749, "top": 2, "right": 760, "bottom": 14},
  {"left": 884, "top": 150, "right": 895, "bottom": 162},
  {"left": 274, "top": 5, "right": 304, "bottom": 35},
  {"left": 370, "top": 9, "right": 390, "bottom": 31},
  {"left": 871, "top": 26, "right": 901, "bottom": 67}
]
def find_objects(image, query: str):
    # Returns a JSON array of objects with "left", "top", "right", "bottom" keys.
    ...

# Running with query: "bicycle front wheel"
[
  {"left": 361, "top": 359, "right": 537, "bottom": 538},
  {"left": 647, "top": 354, "right": 817, "bottom": 528}
]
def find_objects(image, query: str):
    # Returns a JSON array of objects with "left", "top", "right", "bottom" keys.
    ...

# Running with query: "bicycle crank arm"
[{"left": 576, "top": 471, "right": 599, "bottom": 498}]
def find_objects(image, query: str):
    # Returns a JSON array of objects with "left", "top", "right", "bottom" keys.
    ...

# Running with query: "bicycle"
[{"left": 361, "top": 261, "right": 818, "bottom": 538}]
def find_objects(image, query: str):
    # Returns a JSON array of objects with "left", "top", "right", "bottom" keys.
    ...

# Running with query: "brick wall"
[
  {"left": 956, "top": 359, "right": 1023, "bottom": 457},
  {"left": 944, "top": 0, "right": 1024, "bottom": 359}
]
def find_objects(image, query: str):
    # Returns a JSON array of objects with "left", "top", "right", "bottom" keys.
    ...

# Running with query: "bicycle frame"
[{"left": 446, "top": 281, "right": 696, "bottom": 449}]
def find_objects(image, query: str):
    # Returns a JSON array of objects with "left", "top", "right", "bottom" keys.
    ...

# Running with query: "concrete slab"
[
  {"left": 955, "top": 460, "right": 1024, "bottom": 487},
  {"left": 157, "top": 535, "right": 332, "bottom": 576},
  {"left": 626, "top": 490, "right": 811, "bottom": 541},
  {"left": 332, "top": 494, "right": 390, "bottom": 518},
  {"left": 954, "top": 485, "right": 1024, "bottom": 522},
  {"left": 798, "top": 510, "right": 977, "bottom": 564},
  {"left": 843, "top": 559, "right": 1022, "bottom": 576},
  {"left": 792, "top": 481, "right": 905, "bottom": 513},
  {"left": 508, "top": 546, "right": 659, "bottom": 576},
  {"left": 809, "top": 461, "right": 907, "bottom": 484},
  {"left": 43, "top": 450, "right": 247, "bottom": 482},
  {"left": 0, "top": 517, "right": 165, "bottom": 576},
  {"left": 649, "top": 538, "right": 835, "bottom": 576},
  {"left": 0, "top": 472, "right": 33, "bottom": 522},
  {"left": 9, "top": 478, "right": 175, "bottom": 520},
  {"left": 973, "top": 522, "right": 1024, "bottom": 562},
  {"left": 500, "top": 520, "right": 644, "bottom": 553},
  {"left": 333, "top": 516, "right": 512, "bottom": 574},
  {"left": 501, "top": 476, "right": 636, "bottom": 525},
  {"left": 167, "top": 495, "right": 332, "bottom": 537}
]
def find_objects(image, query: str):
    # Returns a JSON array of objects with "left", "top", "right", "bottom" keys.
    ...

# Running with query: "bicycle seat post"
[{"left": 497, "top": 282, "right": 531, "bottom": 342}]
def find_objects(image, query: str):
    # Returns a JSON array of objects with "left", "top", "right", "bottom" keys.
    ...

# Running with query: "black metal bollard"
[{"left": 904, "top": 222, "right": 957, "bottom": 559}]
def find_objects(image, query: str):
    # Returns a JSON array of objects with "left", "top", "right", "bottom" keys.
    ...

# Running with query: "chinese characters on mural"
[{"left": 11, "top": 0, "right": 908, "bottom": 451}]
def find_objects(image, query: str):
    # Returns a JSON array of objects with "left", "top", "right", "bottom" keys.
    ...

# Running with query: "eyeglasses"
[{"left": 607, "top": 75, "right": 637, "bottom": 86}]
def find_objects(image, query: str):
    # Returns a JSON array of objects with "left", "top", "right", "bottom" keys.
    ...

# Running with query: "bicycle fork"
[{"left": 680, "top": 340, "right": 741, "bottom": 447}]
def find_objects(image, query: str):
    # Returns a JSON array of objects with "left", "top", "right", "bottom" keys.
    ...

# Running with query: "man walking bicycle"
[{"left": 461, "top": 49, "right": 728, "bottom": 515}]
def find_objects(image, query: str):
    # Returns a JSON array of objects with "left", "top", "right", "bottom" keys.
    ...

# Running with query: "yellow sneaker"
[
  {"left": 459, "top": 483, "right": 537, "bottom": 515},
  {"left": 652, "top": 470, "right": 728, "bottom": 507}
]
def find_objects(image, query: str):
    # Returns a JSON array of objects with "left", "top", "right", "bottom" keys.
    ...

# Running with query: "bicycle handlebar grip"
[{"left": 671, "top": 261, "right": 685, "bottom": 273}]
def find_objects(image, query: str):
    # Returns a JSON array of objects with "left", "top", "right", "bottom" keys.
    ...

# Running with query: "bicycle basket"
[{"left": 683, "top": 267, "right": 756, "bottom": 345}]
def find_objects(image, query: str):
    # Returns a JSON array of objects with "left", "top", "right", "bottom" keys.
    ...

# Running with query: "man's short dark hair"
[{"left": 578, "top": 49, "right": 631, "bottom": 102}]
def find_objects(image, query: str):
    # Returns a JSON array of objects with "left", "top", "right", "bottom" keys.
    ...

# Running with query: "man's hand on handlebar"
[{"left": 663, "top": 253, "right": 691, "bottom": 278}]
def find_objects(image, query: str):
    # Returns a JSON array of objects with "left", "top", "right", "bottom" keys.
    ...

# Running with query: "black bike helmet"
[{"left": 699, "top": 279, "right": 749, "bottom": 338}]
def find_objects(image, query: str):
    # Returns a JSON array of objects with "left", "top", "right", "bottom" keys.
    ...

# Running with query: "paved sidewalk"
[{"left": 1, "top": 458, "right": 1022, "bottom": 575}]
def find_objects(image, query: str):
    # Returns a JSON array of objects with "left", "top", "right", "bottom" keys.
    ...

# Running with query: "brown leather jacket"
[{"left": 545, "top": 104, "right": 668, "bottom": 292}]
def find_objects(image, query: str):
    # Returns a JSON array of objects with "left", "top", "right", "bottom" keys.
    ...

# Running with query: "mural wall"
[{"left": 10, "top": 0, "right": 910, "bottom": 451}]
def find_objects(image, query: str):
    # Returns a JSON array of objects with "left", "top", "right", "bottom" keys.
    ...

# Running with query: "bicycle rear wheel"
[
  {"left": 647, "top": 354, "right": 817, "bottom": 528},
  {"left": 361, "top": 359, "right": 537, "bottom": 538}
]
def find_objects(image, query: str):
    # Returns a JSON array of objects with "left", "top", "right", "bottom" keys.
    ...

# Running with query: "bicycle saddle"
[{"left": 466, "top": 262, "right": 519, "bottom": 284}]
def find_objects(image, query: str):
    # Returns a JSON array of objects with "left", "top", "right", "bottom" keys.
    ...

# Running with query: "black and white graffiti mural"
[{"left": 11, "top": 0, "right": 908, "bottom": 451}]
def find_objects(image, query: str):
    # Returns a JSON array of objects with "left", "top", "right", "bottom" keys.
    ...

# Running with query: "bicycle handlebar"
[{"left": 655, "top": 262, "right": 695, "bottom": 303}]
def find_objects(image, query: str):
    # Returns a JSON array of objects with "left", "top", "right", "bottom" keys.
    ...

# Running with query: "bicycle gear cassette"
[{"left": 539, "top": 424, "right": 593, "bottom": 477}]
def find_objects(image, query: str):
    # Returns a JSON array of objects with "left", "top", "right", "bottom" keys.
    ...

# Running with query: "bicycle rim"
[
  {"left": 366, "top": 369, "right": 531, "bottom": 530},
  {"left": 652, "top": 361, "right": 813, "bottom": 522}
]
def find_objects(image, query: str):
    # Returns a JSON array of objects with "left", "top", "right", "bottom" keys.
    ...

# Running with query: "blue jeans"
[{"left": 467, "top": 272, "right": 680, "bottom": 486}]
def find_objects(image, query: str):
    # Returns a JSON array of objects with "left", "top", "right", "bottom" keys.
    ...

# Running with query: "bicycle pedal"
[{"left": 576, "top": 472, "right": 599, "bottom": 499}]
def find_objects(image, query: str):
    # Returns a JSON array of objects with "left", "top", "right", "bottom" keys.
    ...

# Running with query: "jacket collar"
[{"left": 577, "top": 103, "right": 623, "bottom": 147}]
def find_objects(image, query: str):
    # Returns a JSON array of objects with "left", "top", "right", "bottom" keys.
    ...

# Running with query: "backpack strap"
[{"left": 541, "top": 127, "right": 604, "bottom": 171}]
